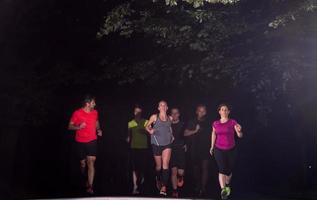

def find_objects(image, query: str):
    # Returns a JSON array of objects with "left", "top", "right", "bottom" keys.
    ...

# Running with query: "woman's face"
[
  {"left": 158, "top": 101, "right": 168, "bottom": 113},
  {"left": 219, "top": 106, "right": 230, "bottom": 118}
]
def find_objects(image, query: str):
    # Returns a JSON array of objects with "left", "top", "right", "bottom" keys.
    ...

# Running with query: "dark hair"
[
  {"left": 171, "top": 107, "right": 180, "bottom": 112},
  {"left": 134, "top": 104, "right": 143, "bottom": 110},
  {"left": 82, "top": 95, "right": 95, "bottom": 106},
  {"left": 158, "top": 100, "right": 168, "bottom": 106},
  {"left": 217, "top": 103, "right": 231, "bottom": 111},
  {"left": 196, "top": 104, "right": 207, "bottom": 110}
]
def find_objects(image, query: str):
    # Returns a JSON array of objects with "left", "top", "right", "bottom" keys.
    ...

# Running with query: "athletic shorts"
[
  {"left": 152, "top": 144, "right": 172, "bottom": 156},
  {"left": 76, "top": 140, "right": 97, "bottom": 160},
  {"left": 214, "top": 147, "right": 236, "bottom": 176},
  {"left": 170, "top": 145, "right": 186, "bottom": 169},
  {"left": 131, "top": 148, "right": 148, "bottom": 172}
]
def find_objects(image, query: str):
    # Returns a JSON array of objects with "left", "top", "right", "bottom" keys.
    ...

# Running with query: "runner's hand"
[
  {"left": 235, "top": 124, "right": 242, "bottom": 132},
  {"left": 195, "top": 124, "right": 200, "bottom": 132},
  {"left": 209, "top": 147, "right": 214, "bottom": 156},
  {"left": 126, "top": 136, "right": 130, "bottom": 143},
  {"left": 97, "top": 129, "right": 103, "bottom": 136},
  {"left": 78, "top": 122, "right": 86, "bottom": 129},
  {"left": 183, "top": 144, "right": 187, "bottom": 152},
  {"left": 149, "top": 129, "right": 155, "bottom": 135}
]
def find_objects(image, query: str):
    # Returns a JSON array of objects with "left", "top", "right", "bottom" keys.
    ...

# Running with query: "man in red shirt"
[{"left": 68, "top": 95, "right": 102, "bottom": 194}]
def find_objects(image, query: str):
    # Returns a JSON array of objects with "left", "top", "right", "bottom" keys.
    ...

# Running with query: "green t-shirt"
[{"left": 128, "top": 119, "right": 149, "bottom": 149}]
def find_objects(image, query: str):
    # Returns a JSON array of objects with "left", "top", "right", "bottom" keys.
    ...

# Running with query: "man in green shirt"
[{"left": 127, "top": 105, "right": 149, "bottom": 194}]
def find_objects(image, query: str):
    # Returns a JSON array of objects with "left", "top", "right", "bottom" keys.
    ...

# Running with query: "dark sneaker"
[
  {"left": 198, "top": 189, "right": 206, "bottom": 197},
  {"left": 172, "top": 190, "right": 179, "bottom": 198},
  {"left": 86, "top": 186, "right": 94, "bottom": 195},
  {"left": 177, "top": 176, "right": 184, "bottom": 188},
  {"left": 159, "top": 186, "right": 167, "bottom": 196}
]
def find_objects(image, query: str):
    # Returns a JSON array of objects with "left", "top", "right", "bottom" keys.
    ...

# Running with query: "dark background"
[{"left": 1, "top": 0, "right": 317, "bottom": 199}]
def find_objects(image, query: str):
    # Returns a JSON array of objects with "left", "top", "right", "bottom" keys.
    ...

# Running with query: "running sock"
[{"left": 161, "top": 169, "right": 169, "bottom": 186}]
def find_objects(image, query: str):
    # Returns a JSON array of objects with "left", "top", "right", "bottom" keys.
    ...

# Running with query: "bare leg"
[
  {"left": 87, "top": 156, "right": 96, "bottom": 187},
  {"left": 132, "top": 170, "right": 138, "bottom": 189},
  {"left": 226, "top": 173, "right": 232, "bottom": 186},
  {"left": 171, "top": 167, "right": 178, "bottom": 190},
  {"left": 80, "top": 159, "right": 86, "bottom": 175},
  {"left": 162, "top": 148, "right": 171, "bottom": 170},
  {"left": 154, "top": 155, "right": 162, "bottom": 172},
  {"left": 219, "top": 173, "right": 226, "bottom": 189}
]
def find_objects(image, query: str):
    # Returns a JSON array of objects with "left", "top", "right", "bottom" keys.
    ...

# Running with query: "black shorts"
[
  {"left": 76, "top": 140, "right": 97, "bottom": 160},
  {"left": 131, "top": 148, "right": 148, "bottom": 172},
  {"left": 170, "top": 145, "right": 186, "bottom": 169},
  {"left": 152, "top": 144, "right": 172, "bottom": 156},
  {"left": 214, "top": 147, "right": 236, "bottom": 176}
]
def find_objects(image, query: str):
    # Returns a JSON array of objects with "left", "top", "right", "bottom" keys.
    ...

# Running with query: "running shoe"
[
  {"left": 132, "top": 187, "right": 140, "bottom": 195},
  {"left": 159, "top": 186, "right": 167, "bottom": 196},
  {"left": 172, "top": 190, "right": 179, "bottom": 198},
  {"left": 86, "top": 185, "right": 94, "bottom": 195},
  {"left": 225, "top": 186, "right": 231, "bottom": 197},
  {"left": 221, "top": 187, "right": 228, "bottom": 200},
  {"left": 177, "top": 176, "right": 184, "bottom": 188}
]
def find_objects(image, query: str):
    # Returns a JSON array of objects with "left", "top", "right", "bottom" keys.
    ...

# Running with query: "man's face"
[
  {"left": 171, "top": 108, "right": 180, "bottom": 121},
  {"left": 196, "top": 106, "right": 207, "bottom": 119},
  {"left": 134, "top": 107, "right": 142, "bottom": 118},
  {"left": 87, "top": 100, "right": 96, "bottom": 110}
]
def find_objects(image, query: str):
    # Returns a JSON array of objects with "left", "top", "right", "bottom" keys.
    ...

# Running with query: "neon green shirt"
[{"left": 128, "top": 119, "right": 149, "bottom": 149}]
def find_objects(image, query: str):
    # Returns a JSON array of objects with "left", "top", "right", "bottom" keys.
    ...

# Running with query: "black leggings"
[{"left": 214, "top": 147, "right": 236, "bottom": 176}]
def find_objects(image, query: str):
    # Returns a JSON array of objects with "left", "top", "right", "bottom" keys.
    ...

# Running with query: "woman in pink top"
[{"left": 210, "top": 104, "right": 243, "bottom": 200}]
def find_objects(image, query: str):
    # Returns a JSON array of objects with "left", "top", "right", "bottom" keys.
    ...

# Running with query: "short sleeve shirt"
[
  {"left": 70, "top": 109, "right": 98, "bottom": 143},
  {"left": 213, "top": 119, "right": 238, "bottom": 150},
  {"left": 128, "top": 119, "right": 148, "bottom": 149}
]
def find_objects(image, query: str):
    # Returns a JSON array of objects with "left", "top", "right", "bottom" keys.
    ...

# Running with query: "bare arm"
[
  {"left": 184, "top": 124, "right": 200, "bottom": 137},
  {"left": 96, "top": 120, "right": 102, "bottom": 136},
  {"left": 68, "top": 121, "right": 85, "bottom": 131},
  {"left": 210, "top": 127, "right": 216, "bottom": 156},
  {"left": 234, "top": 124, "right": 243, "bottom": 138},
  {"left": 127, "top": 128, "right": 132, "bottom": 143},
  {"left": 145, "top": 114, "right": 157, "bottom": 134},
  {"left": 96, "top": 121, "right": 101, "bottom": 130}
]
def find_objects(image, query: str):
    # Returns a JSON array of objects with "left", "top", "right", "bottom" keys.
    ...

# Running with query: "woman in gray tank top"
[{"left": 145, "top": 100, "right": 173, "bottom": 196}]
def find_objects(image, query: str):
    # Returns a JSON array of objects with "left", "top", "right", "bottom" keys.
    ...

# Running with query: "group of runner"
[{"left": 68, "top": 96, "right": 243, "bottom": 200}]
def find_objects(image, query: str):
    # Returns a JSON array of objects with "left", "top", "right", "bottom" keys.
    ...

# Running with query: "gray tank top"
[{"left": 151, "top": 114, "right": 173, "bottom": 146}]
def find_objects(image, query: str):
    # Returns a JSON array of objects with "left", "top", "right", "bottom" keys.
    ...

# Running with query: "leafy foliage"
[{"left": 96, "top": 0, "right": 317, "bottom": 122}]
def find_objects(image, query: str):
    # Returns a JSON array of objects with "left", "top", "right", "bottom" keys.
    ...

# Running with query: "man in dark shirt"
[
  {"left": 184, "top": 104, "right": 211, "bottom": 197},
  {"left": 170, "top": 108, "right": 186, "bottom": 198}
]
